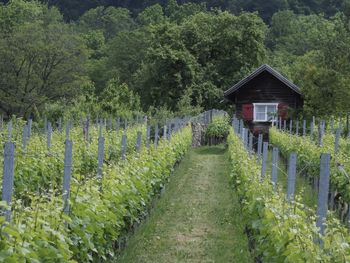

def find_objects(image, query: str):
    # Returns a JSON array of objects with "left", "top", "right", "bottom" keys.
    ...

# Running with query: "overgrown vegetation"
[
  {"left": 0, "top": 123, "right": 192, "bottom": 262},
  {"left": 205, "top": 116, "right": 230, "bottom": 141},
  {"left": 228, "top": 128, "right": 350, "bottom": 262}
]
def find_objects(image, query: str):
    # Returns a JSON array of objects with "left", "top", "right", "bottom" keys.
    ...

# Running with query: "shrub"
[{"left": 205, "top": 116, "right": 230, "bottom": 140}]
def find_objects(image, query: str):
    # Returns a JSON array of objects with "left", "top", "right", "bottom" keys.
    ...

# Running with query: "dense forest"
[
  {"left": 1, "top": 0, "right": 350, "bottom": 119},
  {"left": 18, "top": 0, "right": 350, "bottom": 21}
]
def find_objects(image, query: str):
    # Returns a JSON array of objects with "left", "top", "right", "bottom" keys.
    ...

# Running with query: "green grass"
[
  {"left": 266, "top": 149, "right": 318, "bottom": 208},
  {"left": 115, "top": 145, "right": 252, "bottom": 263}
]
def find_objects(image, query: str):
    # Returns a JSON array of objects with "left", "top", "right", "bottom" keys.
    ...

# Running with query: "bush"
[{"left": 205, "top": 116, "right": 230, "bottom": 139}]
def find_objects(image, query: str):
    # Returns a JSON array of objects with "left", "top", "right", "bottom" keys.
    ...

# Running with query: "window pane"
[
  {"left": 267, "top": 105, "right": 276, "bottom": 113},
  {"left": 267, "top": 105, "right": 277, "bottom": 121},
  {"left": 256, "top": 105, "right": 265, "bottom": 113},
  {"left": 256, "top": 112, "right": 266, "bottom": 121}
]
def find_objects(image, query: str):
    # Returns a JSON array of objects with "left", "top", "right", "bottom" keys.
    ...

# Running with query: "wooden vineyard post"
[
  {"left": 168, "top": 123, "right": 172, "bottom": 141},
  {"left": 154, "top": 125, "right": 159, "bottom": 147},
  {"left": 261, "top": 142, "right": 268, "bottom": 178},
  {"left": 316, "top": 153, "right": 331, "bottom": 239},
  {"left": 310, "top": 118, "right": 315, "bottom": 140},
  {"left": 47, "top": 122, "right": 52, "bottom": 151},
  {"left": 296, "top": 120, "right": 299, "bottom": 135},
  {"left": 287, "top": 153, "right": 297, "bottom": 201},
  {"left": 146, "top": 126, "right": 151, "bottom": 149},
  {"left": 303, "top": 120, "right": 306, "bottom": 136},
  {"left": 318, "top": 122, "right": 324, "bottom": 146},
  {"left": 272, "top": 147, "right": 279, "bottom": 191},
  {"left": 239, "top": 120, "right": 244, "bottom": 136},
  {"left": 242, "top": 128, "right": 246, "bottom": 147},
  {"left": 261, "top": 142, "right": 269, "bottom": 179},
  {"left": 121, "top": 134, "right": 127, "bottom": 161},
  {"left": 124, "top": 119, "right": 128, "bottom": 130},
  {"left": 283, "top": 120, "right": 287, "bottom": 130},
  {"left": 243, "top": 129, "right": 248, "bottom": 149},
  {"left": 237, "top": 119, "right": 241, "bottom": 135},
  {"left": 1, "top": 142, "right": 15, "bottom": 222},
  {"left": 163, "top": 125, "right": 167, "bottom": 141},
  {"left": 257, "top": 134, "right": 263, "bottom": 159},
  {"left": 289, "top": 119, "right": 293, "bottom": 134},
  {"left": 44, "top": 116, "right": 47, "bottom": 134},
  {"left": 235, "top": 118, "right": 240, "bottom": 134},
  {"left": 244, "top": 129, "right": 249, "bottom": 150},
  {"left": 28, "top": 119, "right": 32, "bottom": 138},
  {"left": 136, "top": 131, "right": 142, "bottom": 153},
  {"left": 62, "top": 139, "right": 73, "bottom": 214},
  {"left": 116, "top": 117, "right": 120, "bottom": 132},
  {"left": 97, "top": 125, "right": 104, "bottom": 182},
  {"left": 7, "top": 121, "right": 12, "bottom": 141}
]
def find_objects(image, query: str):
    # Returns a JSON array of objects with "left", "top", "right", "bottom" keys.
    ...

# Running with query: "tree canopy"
[{"left": 1, "top": 0, "right": 350, "bottom": 119}]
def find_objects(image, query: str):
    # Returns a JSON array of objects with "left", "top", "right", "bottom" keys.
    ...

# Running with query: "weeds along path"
[{"left": 116, "top": 145, "right": 252, "bottom": 263}]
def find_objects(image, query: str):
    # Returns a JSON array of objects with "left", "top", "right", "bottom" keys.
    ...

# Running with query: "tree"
[
  {"left": 137, "top": 4, "right": 166, "bottom": 25},
  {"left": 179, "top": 11, "right": 267, "bottom": 105},
  {"left": 267, "top": 10, "right": 335, "bottom": 54},
  {"left": 269, "top": 13, "right": 350, "bottom": 117},
  {"left": 133, "top": 21, "right": 198, "bottom": 110},
  {"left": 166, "top": 0, "right": 207, "bottom": 22},
  {"left": 0, "top": 1, "right": 88, "bottom": 117},
  {"left": 230, "top": 0, "right": 289, "bottom": 22},
  {"left": 93, "top": 29, "right": 150, "bottom": 94},
  {"left": 289, "top": 51, "right": 349, "bottom": 117},
  {"left": 77, "top": 6, "right": 135, "bottom": 40},
  {"left": 176, "top": 86, "right": 203, "bottom": 116},
  {"left": 100, "top": 78, "right": 141, "bottom": 116},
  {"left": 133, "top": 11, "right": 267, "bottom": 111}
]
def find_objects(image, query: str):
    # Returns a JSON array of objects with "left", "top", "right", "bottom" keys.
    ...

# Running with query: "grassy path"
[{"left": 116, "top": 146, "right": 252, "bottom": 263}]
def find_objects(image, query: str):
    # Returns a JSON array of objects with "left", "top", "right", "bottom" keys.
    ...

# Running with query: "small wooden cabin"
[{"left": 224, "top": 64, "right": 303, "bottom": 134}]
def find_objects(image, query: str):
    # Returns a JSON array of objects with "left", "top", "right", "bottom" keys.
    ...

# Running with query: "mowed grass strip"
[{"left": 116, "top": 145, "right": 252, "bottom": 263}]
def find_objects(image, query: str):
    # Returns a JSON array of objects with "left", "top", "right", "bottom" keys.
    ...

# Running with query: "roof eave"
[{"left": 224, "top": 64, "right": 301, "bottom": 97}]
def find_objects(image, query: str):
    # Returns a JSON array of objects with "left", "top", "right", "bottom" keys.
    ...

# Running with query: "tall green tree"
[
  {"left": 0, "top": 0, "right": 88, "bottom": 117},
  {"left": 133, "top": 11, "right": 267, "bottom": 110},
  {"left": 77, "top": 6, "right": 135, "bottom": 40},
  {"left": 137, "top": 4, "right": 166, "bottom": 25}
]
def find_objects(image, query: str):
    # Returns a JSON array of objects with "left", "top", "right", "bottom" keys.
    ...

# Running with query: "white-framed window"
[{"left": 253, "top": 103, "right": 278, "bottom": 122}]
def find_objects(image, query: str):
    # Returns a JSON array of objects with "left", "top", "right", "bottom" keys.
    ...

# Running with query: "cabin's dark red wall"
[{"left": 228, "top": 71, "right": 303, "bottom": 118}]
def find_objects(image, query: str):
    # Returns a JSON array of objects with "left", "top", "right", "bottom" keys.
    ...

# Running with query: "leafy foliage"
[
  {"left": 205, "top": 116, "right": 230, "bottom": 139},
  {"left": 0, "top": 119, "right": 145, "bottom": 200},
  {"left": 0, "top": 123, "right": 192, "bottom": 262},
  {"left": 0, "top": 0, "right": 88, "bottom": 118},
  {"left": 270, "top": 127, "right": 350, "bottom": 202},
  {"left": 228, "top": 128, "right": 350, "bottom": 262}
]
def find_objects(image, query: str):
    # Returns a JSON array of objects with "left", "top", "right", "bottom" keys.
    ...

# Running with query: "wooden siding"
[{"left": 226, "top": 71, "right": 302, "bottom": 118}]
